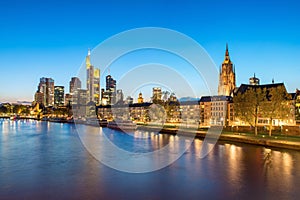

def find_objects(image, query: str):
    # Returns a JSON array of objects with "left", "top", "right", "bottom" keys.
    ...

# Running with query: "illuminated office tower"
[
  {"left": 69, "top": 77, "right": 81, "bottom": 94},
  {"left": 54, "top": 86, "right": 64, "bottom": 106},
  {"left": 37, "top": 77, "right": 54, "bottom": 106},
  {"left": 86, "top": 49, "right": 100, "bottom": 104},
  {"left": 100, "top": 74, "right": 117, "bottom": 105}
]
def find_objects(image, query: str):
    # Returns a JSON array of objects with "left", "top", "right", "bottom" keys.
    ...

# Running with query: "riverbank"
[
  {"left": 3, "top": 118, "right": 299, "bottom": 151},
  {"left": 137, "top": 125, "right": 300, "bottom": 151}
]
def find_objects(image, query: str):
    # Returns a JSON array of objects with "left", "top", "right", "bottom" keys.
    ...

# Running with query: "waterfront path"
[{"left": 138, "top": 125, "right": 300, "bottom": 151}]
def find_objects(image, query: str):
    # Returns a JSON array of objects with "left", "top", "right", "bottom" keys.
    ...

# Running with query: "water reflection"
[{"left": 1, "top": 119, "right": 300, "bottom": 199}]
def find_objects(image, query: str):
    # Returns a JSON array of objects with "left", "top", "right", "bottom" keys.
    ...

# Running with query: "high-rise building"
[
  {"left": 106, "top": 75, "right": 116, "bottom": 91},
  {"left": 65, "top": 93, "right": 72, "bottom": 106},
  {"left": 116, "top": 89, "right": 124, "bottom": 104},
  {"left": 86, "top": 49, "right": 100, "bottom": 104},
  {"left": 72, "top": 89, "right": 87, "bottom": 105},
  {"left": 34, "top": 91, "right": 44, "bottom": 104},
  {"left": 72, "top": 89, "right": 88, "bottom": 117},
  {"left": 69, "top": 77, "right": 81, "bottom": 94},
  {"left": 36, "top": 77, "right": 54, "bottom": 106},
  {"left": 218, "top": 44, "right": 236, "bottom": 96},
  {"left": 101, "top": 75, "right": 117, "bottom": 105},
  {"left": 54, "top": 86, "right": 64, "bottom": 106}
]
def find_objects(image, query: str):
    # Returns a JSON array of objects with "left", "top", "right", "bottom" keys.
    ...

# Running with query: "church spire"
[
  {"left": 224, "top": 43, "right": 230, "bottom": 63},
  {"left": 226, "top": 43, "right": 229, "bottom": 56},
  {"left": 219, "top": 43, "right": 236, "bottom": 96}
]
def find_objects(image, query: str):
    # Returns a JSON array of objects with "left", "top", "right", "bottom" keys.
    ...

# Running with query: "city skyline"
[{"left": 1, "top": 0, "right": 300, "bottom": 102}]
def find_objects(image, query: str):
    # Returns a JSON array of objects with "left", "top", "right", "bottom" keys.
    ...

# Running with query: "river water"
[{"left": 1, "top": 119, "right": 299, "bottom": 199}]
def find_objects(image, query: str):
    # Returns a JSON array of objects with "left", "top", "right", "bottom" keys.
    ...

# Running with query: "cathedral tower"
[{"left": 218, "top": 44, "right": 236, "bottom": 96}]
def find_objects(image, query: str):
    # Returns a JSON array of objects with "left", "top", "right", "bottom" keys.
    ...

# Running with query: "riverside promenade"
[{"left": 138, "top": 125, "right": 300, "bottom": 151}]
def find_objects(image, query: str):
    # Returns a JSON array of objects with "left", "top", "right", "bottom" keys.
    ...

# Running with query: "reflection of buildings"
[
  {"left": 218, "top": 44, "right": 236, "bottom": 96},
  {"left": 86, "top": 49, "right": 100, "bottom": 104},
  {"left": 54, "top": 86, "right": 64, "bottom": 106}
]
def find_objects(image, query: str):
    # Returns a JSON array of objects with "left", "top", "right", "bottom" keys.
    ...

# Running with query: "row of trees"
[
  {"left": 0, "top": 104, "right": 31, "bottom": 115},
  {"left": 233, "top": 85, "right": 292, "bottom": 136}
]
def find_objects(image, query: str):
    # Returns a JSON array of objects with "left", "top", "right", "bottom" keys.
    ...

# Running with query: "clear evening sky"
[{"left": 0, "top": 0, "right": 299, "bottom": 102}]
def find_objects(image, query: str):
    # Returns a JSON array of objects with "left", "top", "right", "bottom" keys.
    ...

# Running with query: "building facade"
[
  {"left": 179, "top": 100, "right": 200, "bottom": 125},
  {"left": 69, "top": 77, "right": 81, "bottom": 94},
  {"left": 86, "top": 49, "right": 100, "bottom": 104},
  {"left": 210, "top": 96, "right": 232, "bottom": 126},
  {"left": 36, "top": 77, "right": 54, "bottom": 107},
  {"left": 101, "top": 75, "right": 117, "bottom": 105},
  {"left": 72, "top": 89, "right": 87, "bottom": 118},
  {"left": 54, "top": 86, "right": 64, "bottom": 106}
]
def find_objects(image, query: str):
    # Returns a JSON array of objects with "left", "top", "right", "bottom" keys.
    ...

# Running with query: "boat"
[
  {"left": 107, "top": 120, "right": 137, "bottom": 131},
  {"left": 85, "top": 118, "right": 100, "bottom": 126},
  {"left": 99, "top": 119, "right": 108, "bottom": 127}
]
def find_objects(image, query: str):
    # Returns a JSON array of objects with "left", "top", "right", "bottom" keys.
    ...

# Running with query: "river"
[{"left": 1, "top": 119, "right": 299, "bottom": 199}]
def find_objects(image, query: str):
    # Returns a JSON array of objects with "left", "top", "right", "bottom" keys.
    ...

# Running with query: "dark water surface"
[{"left": 1, "top": 119, "right": 300, "bottom": 199}]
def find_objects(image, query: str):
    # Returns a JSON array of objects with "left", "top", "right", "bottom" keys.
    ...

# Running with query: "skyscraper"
[
  {"left": 72, "top": 89, "right": 87, "bottom": 117},
  {"left": 36, "top": 77, "right": 55, "bottom": 106},
  {"left": 218, "top": 44, "right": 236, "bottom": 96},
  {"left": 86, "top": 49, "right": 100, "bottom": 104},
  {"left": 116, "top": 89, "right": 124, "bottom": 104},
  {"left": 54, "top": 86, "right": 64, "bottom": 106},
  {"left": 69, "top": 77, "right": 81, "bottom": 94},
  {"left": 100, "top": 75, "right": 117, "bottom": 105}
]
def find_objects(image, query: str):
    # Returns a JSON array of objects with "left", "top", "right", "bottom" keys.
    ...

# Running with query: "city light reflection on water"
[{"left": 1, "top": 119, "right": 300, "bottom": 199}]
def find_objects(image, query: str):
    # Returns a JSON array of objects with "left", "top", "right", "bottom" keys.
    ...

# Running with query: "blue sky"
[{"left": 0, "top": 0, "right": 299, "bottom": 102}]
